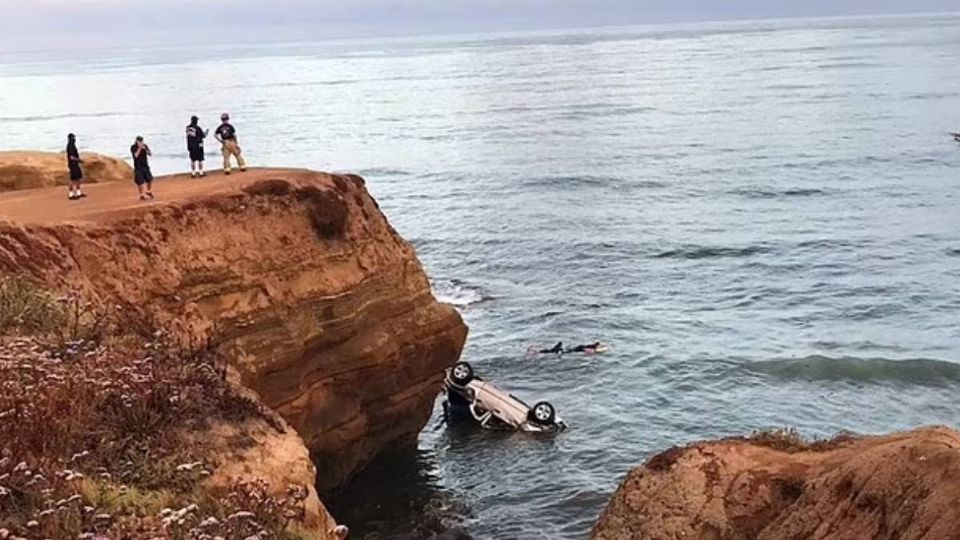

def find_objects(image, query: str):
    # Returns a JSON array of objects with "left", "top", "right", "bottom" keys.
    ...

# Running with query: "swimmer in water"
[
  {"left": 566, "top": 342, "right": 602, "bottom": 354},
  {"left": 538, "top": 342, "right": 564, "bottom": 355}
]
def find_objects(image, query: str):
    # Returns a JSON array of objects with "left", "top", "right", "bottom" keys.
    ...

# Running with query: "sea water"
[{"left": 1, "top": 13, "right": 960, "bottom": 540}]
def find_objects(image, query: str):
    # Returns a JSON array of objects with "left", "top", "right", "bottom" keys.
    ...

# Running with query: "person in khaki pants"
[{"left": 214, "top": 112, "right": 246, "bottom": 174}]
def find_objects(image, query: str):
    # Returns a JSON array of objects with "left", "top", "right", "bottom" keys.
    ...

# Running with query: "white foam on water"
[{"left": 431, "top": 279, "right": 485, "bottom": 307}]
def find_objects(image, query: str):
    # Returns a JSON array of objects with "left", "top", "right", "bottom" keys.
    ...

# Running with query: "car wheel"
[
  {"left": 450, "top": 362, "right": 474, "bottom": 385},
  {"left": 529, "top": 401, "right": 556, "bottom": 425}
]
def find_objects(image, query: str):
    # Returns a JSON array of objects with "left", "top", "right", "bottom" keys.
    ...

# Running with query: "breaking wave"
[
  {"left": 654, "top": 244, "right": 774, "bottom": 260},
  {"left": 519, "top": 175, "right": 624, "bottom": 190},
  {"left": 748, "top": 355, "right": 960, "bottom": 386},
  {"left": 730, "top": 187, "right": 830, "bottom": 199},
  {"left": 431, "top": 279, "right": 487, "bottom": 307}
]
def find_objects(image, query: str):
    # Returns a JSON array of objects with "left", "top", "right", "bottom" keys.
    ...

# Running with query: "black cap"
[
  {"left": 67, "top": 133, "right": 75, "bottom": 139},
  {"left": 190, "top": 115, "right": 198, "bottom": 123}
]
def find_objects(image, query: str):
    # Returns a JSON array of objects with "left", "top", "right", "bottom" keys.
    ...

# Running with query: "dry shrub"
[
  {"left": 0, "top": 277, "right": 65, "bottom": 336},
  {"left": 0, "top": 280, "right": 313, "bottom": 539},
  {"left": 0, "top": 276, "right": 110, "bottom": 357},
  {"left": 748, "top": 427, "right": 809, "bottom": 453}
]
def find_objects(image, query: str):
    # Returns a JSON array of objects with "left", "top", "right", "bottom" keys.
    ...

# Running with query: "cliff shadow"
[{"left": 323, "top": 446, "right": 472, "bottom": 540}]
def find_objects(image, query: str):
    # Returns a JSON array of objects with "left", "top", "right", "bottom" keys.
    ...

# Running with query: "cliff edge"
[
  {"left": 0, "top": 150, "right": 132, "bottom": 191},
  {"left": 0, "top": 167, "right": 468, "bottom": 495},
  {"left": 591, "top": 426, "right": 960, "bottom": 540}
]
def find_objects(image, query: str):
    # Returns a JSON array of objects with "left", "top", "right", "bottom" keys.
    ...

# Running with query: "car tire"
[
  {"left": 529, "top": 401, "right": 556, "bottom": 425},
  {"left": 450, "top": 362, "right": 474, "bottom": 386}
]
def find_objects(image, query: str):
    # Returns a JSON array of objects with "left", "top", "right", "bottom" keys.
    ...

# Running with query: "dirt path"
[{"left": 0, "top": 168, "right": 312, "bottom": 225}]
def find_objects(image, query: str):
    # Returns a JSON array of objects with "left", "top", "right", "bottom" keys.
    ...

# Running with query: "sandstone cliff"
[
  {"left": 202, "top": 415, "right": 339, "bottom": 537},
  {"left": 591, "top": 427, "right": 960, "bottom": 540},
  {"left": 0, "top": 167, "right": 468, "bottom": 496},
  {"left": 0, "top": 150, "right": 132, "bottom": 191}
]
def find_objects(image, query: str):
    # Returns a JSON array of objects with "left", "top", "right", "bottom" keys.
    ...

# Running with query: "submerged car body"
[{"left": 442, "top": 362, "right": 567, "bottom": 432}]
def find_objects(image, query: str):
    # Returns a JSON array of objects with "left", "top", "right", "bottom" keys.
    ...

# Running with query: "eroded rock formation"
[
  {"left": 591, "top": 426, "right": 960, "bottom": 540},
  {"left": 0, "top": 151, "right": 131, "bottom": 191},
  {"left": 0, "top": 168, "right": 468, "bottom": 495}
]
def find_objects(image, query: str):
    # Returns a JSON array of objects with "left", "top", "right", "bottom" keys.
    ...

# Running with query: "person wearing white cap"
[{"left": 214, "top": 112, "right": 246, "bottom": 175}]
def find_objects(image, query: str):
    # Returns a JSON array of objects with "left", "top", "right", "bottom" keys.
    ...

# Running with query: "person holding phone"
[{"left": 130, "top": 136, "right": 155, "bottom": 200}]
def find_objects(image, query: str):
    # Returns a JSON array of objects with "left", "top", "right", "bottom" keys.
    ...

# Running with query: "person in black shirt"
[
  {"left": 66, "top": 133, "right": 86, "bottom": 200},
  {"left": 186, "top": 116, "right": 208, "bottom": 178},
  {"left": 214, "top": 112, "right": 246, "bottom": 175},
  {"left": 130, "top": 136, "right": 154, "bottom": 200}
]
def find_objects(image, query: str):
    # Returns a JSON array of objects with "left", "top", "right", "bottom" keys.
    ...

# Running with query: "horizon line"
[{"left": 2, "top": 8, "right": 958, "bottom": 57}]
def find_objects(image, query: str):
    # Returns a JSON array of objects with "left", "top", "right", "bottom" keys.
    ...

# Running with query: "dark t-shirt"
[
  {"left": 131, "top": 144, "right": 150, "bottom": 170},
  {"left": 215, "top": 123, "right": 237, "bottom": 141},
  {"left": 66, "top": 142, "right": 80, "bottom": 168},
  {"left": 186, "top": 124, "right": 206, "bottom": 148}
]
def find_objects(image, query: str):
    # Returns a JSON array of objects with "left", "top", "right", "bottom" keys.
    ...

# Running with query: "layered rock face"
[
  {"left": 0, "top": 151, "right": 132, "bottom": 191},
  {"left": 591, "top": 427, "right": 960, "bottom": 540},
  {"left": 0, "top": 168, "right": 468, "bottom": 492}
]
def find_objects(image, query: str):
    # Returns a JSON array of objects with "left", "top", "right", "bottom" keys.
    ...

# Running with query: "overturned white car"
[{"left": 441, "top": 362, "right": 567, "bottom": 433}]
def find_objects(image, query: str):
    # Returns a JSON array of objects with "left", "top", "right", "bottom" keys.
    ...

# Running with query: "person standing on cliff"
[
  {"left": 130, "top": 136, "right": 155, "bottom": 201},
  {"left": 186, "top": 116, "right": 208, "bottom": 178},
  {"left": 66, "top": 133, "right": 86, "bottom": 200},
  {"left": 214, "top": 113, "right": 246, "bottom": 175}
]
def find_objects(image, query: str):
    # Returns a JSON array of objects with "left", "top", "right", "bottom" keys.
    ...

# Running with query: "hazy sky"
[{"left": 1, "top": 0, "right": 956, "bottom": 50}]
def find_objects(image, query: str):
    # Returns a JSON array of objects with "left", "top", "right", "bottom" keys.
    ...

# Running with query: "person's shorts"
[
  {"left": 134, "top": 168, "right": 153, "bottom": 186},
  {"left": 188, "top": 146, "right": 204, "bottom": 162},
  {"left": 69, "top": 165, "right": 83, "bottom": 181}
]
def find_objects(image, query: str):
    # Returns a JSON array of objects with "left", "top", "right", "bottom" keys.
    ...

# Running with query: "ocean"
[{"left": 2, "top": 12, "right": 960, "bottom": 540}]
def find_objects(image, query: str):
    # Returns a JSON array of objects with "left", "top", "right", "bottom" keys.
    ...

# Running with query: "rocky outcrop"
[
  {"left": 0, "top": 168, "right": 468, "bottom": 494},
  {"left": 591, "top": 427, "right": 960, "bottom": 540},
  {"left": 0, "top": 151, "right": 132, "bottom": 191},
  {"left": 202, "top": 416, "right": 340, "bottom": 538}
]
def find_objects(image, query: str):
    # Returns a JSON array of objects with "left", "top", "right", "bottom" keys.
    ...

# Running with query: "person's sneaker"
[
  {"left": 147, "top": 192, "right": 155, "bottom": 200},
  {"left": 68, "top": 194, "right": 78, "bottom": 201},
  {"left": 78, "top": 193, "right": 87, "bottom": 198},
  {"left": 240, "top": 168, "right": 247, "bottom": 172},
  {"left": 199, "top": 171, "right": 206, "bottom": 177},
  {"left": 140, "top": 194, "right": 149, "bottom": 201},
  {"left": 191, "top": 171, "right": 198, "bottom": 178},
  {"left": 224, "top": 170, "right": 231, "bottom": 175}
]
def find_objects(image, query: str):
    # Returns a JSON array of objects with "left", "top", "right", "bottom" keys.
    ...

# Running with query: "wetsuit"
[
  {"left": 566, "top": 343, "right": 601, "bottom": 353},
  {"left": 539, "top": 342, "right": 564, "bottom": 354}
]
